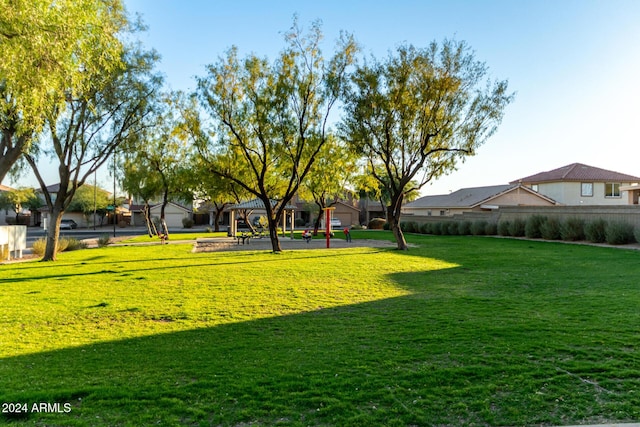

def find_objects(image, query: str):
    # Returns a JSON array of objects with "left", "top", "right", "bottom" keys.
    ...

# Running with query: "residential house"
[
  {"left": 402, "top": 184, "right": 556, "bottom": 217},
  {"left": 511, "top": 163, "right": 640, "bottom": 206}
]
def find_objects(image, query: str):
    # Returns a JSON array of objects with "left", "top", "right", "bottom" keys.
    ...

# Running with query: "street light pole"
[{"left": 113, "top": 150, "right": 116, "bottom": 238}]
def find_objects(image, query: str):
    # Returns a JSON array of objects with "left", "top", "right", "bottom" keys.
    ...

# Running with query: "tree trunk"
[
  {"left": 312, "top": 199, "right": 326, "bottom": 236},
  {"left": 42, "top": 208, "right": 63, "bottom": 261},
  {"left": 388, "top": 192, "right": 408, "bottom": 250},
  {"left": 213, "top": 209, "right": 222, "bottom": 232},
  {"left": 262, "top": 199, "right": 282, "bottom": 252}
]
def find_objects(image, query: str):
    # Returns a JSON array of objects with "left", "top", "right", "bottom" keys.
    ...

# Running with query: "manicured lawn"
[{"left": 1, "top": 232, "right": 640, "bottom": 426}]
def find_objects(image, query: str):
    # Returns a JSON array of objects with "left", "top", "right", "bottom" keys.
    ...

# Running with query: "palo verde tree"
[
  {"left": 341, "top": 40, "right": 514, "bottom": 250},
  {"left": 196, "top": 20, "right": 357, "bottom": 252},
  {"left": 26, "top": 43, "right": 161, "bottom": 261},
  {"left": 0, "top": 0, "right": 133, "bottom": 183},
  {"left": 0, "top": 186, "right": 41, "bottom": 224},
  {"left": 121, "top": 92, "right": 193, "bottom": 238},
  {"left": 67, "top": 184, "right": 111, "bottom": 227},
  {"left": 300, "top": 134, "right": 359, "bottom": 233}
]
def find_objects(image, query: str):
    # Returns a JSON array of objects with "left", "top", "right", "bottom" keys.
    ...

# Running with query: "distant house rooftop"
[
  {"left": 405, "top": 184, "right": 555, "bottom": 210},
  {"left": 511, "top": 163, "right": 640, "bottom": 184}
]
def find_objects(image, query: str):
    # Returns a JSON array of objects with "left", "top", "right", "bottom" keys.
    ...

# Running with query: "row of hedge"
[{"left": 400, "top": 216, "right": 640, "bottom": 245}]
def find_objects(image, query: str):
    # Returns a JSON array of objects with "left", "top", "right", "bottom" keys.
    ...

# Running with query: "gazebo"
[{"left": 228, "top": 198, "right": 297, "bottom": 237}]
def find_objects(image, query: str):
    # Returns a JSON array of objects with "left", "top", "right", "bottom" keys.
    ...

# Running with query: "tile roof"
[
  {"left": 405, "top": 184, "right": 527, "bottom": 209},
  {"left": 511, "top": 163, "right": 640, "bottom": 184}
]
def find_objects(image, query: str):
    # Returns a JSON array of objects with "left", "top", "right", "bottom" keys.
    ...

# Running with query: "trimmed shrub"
[
  {"left": 485, "top": 222, "right": 498, "bottom": 235},
  {"left": 605, "top": 221, "right": 635, "bottom": 245},
  {"left": 431, "top": 222, "right": 442, "bottom": 235},
  {"left": 458, "top": 221, "right": 472, "bottom": 235},
  {"left": 405, "top": 221, "right": 418, "bottom": 233},
  {"left": 447, "top": 221, "right": 459, "bottom": 235},
  {"left": 585, "top": 219, "right": 607, "bottom": 243},
  {"left": 634, "top": 226, "right": 640, "bottom": 244},
  {"left": 560, "top": 218, "right": 585, "bottom": 241},
  {"left": 540, "top": 218, "right": 562, "bottom": 240},
  {"left": 498, "top": 220, "right": 511, "bottom": 236},
  {"left": 525, "top": 215, "right": 546, "bottom": 239},
  {"left": 182, "top": 218, "right": 194, "bottom": 228},
  {"left": 419, "top": 222, "right": 432, "bottom": 234},
  {"left": 368, "top": 218, "right": 386, "bottom": 230},
  {"left": 471, "top": 220, "right": 487, "bottom": 236},
  {"left": 508, "top": 218, "right": 526, "bottom": 237}
]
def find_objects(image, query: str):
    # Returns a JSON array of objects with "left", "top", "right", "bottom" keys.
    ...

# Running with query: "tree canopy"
[
  {"left": 341, "top": 40, "right": 514, "bottom": 249},
  {"left": 0, "top": 0, "right": 133, "bottom": 183},
  {"left": 196, "top": 20, "right": 357, "bottom": 252}
]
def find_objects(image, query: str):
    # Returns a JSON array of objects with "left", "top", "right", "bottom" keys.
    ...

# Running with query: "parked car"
[
  {"left": 60, "top": 219, "right": 78, "bottom": 230},
  {"left": 330, "top": 218, "right": 342, "bottom": 228}
]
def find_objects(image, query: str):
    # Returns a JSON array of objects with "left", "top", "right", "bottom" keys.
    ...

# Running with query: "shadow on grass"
[
  {"left": 4, "top": 235, "right": 640, "bottom": 425},
  {"left": 3, "top": 253, "right": 639, "bottom": 427}
]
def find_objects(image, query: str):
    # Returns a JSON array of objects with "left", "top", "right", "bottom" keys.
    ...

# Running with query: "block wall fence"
[{"left": 401, "top": 206, "right": 640, "bottom": 228}]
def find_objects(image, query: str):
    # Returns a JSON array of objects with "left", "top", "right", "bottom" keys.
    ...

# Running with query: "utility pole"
[{"left": 113, "top": 150, "right": 117, "bottom": 238}]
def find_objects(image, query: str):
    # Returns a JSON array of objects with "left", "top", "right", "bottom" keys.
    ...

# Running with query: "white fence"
[{"left": 0, "top": 225, "right": 27, "bottom": 260}]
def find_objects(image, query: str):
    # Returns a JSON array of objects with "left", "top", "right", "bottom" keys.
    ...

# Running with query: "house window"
[
  {"left": 581, "top": 182, "right": 593, "bottom": 197},
  {"left": 531, "top": 184, "right": 539, "bottom": 192},
  {"left": 605, "top": 183, "right": 621, "bottom": 198},
  {"left": 427, "top": 210, "right": 432, "bottom": 216},
  {"left": 439, "top": 210, "right": 446, "bottom": 216}
]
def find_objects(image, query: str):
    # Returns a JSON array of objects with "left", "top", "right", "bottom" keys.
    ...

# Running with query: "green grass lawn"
[{"left": 1, "top": 231, "right": 640, "bottom": 426}]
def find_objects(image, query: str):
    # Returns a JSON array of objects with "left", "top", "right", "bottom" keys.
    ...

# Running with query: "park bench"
[{"left": 236, "top": 232, "right": 251, "bottom": 245}]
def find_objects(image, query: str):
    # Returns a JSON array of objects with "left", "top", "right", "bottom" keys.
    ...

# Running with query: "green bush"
[
  {"left": 605, "top": 221, "right": 635, "bottom": 245},
  {"left": 431, "top": 222, "right": 442, "bottom": 235},
  {"left": 458, "top": 221, "right": 472, "bottom": 235},
  {"left": 64, "top": 237, "right": 88, "bottom": 251},
  {"left": 540, "top": 218, "right": 562, "bottom": 240},
  {"left": 368, "top": 218, "right": 386, "bottom": 230},
  {"left": 634, "top": 226, "right": 640, "bottom": 244},
  {"left": 525, "top": 215, "right": 546, "bottom": 239},
  {"left": 32, "top": 237, "right": 69, "bottom": 256},
  {"left": 446, "top": 221, "right": 459, "bottom": 235},
  {"left": 560, "top": 218, "right": 585, "bottom": 241},
  {"left": 182, "top": 218, "right": 194, "bottom": 228},
  {"left": 498, "top": 221, "right": 511, "bottom": 236},
  {"left": 419, "top": 222, "right": 432, "bottom": 234},
  {"left": 585, "top": 219, "right": 607, "bottom": 243},
  {"left": 402, "top": 221, "right": 418, "bottom": 233},
  {"left": 97, "top": 234, "right": 111, "bottom": 247},
  {"left": 508, "top": 218, "right": 526, "bottom": 237},
  {"left": 471, "top": 220, "right": 487, "bottom": 236},
  {"left": 485, "top": 222, "right": 498, "bottom": 235}
]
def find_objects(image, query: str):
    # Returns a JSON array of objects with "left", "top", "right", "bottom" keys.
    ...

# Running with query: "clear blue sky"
[{"left": 12, "top": 0, "right": 640, "bottom": 196}]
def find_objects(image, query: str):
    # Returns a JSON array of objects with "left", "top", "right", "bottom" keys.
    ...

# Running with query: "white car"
[{"left": 330, "top": 218, "right": 342, "bottom": 228}]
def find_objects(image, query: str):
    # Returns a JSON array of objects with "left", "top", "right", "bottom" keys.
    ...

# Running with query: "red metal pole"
[{"left": 325, "top": 208, "right": 330, "bottom": 248}]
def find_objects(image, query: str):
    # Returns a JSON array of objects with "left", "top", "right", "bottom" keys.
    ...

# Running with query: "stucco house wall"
[{"left": 513, "top": 163, "right": 640, "bottom": 206}]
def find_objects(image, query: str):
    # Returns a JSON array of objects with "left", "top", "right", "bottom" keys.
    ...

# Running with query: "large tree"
[
  {"left": 300, "top": 134, "right": 359, "bottom": 233},
  {"left": 121, "top": 92, "right": 194, "bottom": 238},
  {"left": 341, "top": 40, "right": 514, "bottom": 250},
  {"left": 196, "top": 20, "right": 357, "bottom": 252},
  {"left": 0, "top": 186, "right": 41, "bottom": 224},
  {"left": 0, "top": 0, "right": 131, "bottom": 183},
  {"left": 27, "top": 45, "right": 161, "bottom": 261}
]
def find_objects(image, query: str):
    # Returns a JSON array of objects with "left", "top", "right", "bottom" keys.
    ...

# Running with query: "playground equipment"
[{"left": 143, "top": 203, "right": 169, "bottom": 244}]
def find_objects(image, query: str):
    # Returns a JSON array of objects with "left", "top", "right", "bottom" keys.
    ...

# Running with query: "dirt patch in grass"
[{"left": 193, "top": 237, "right": 400, "bottom": 252}]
